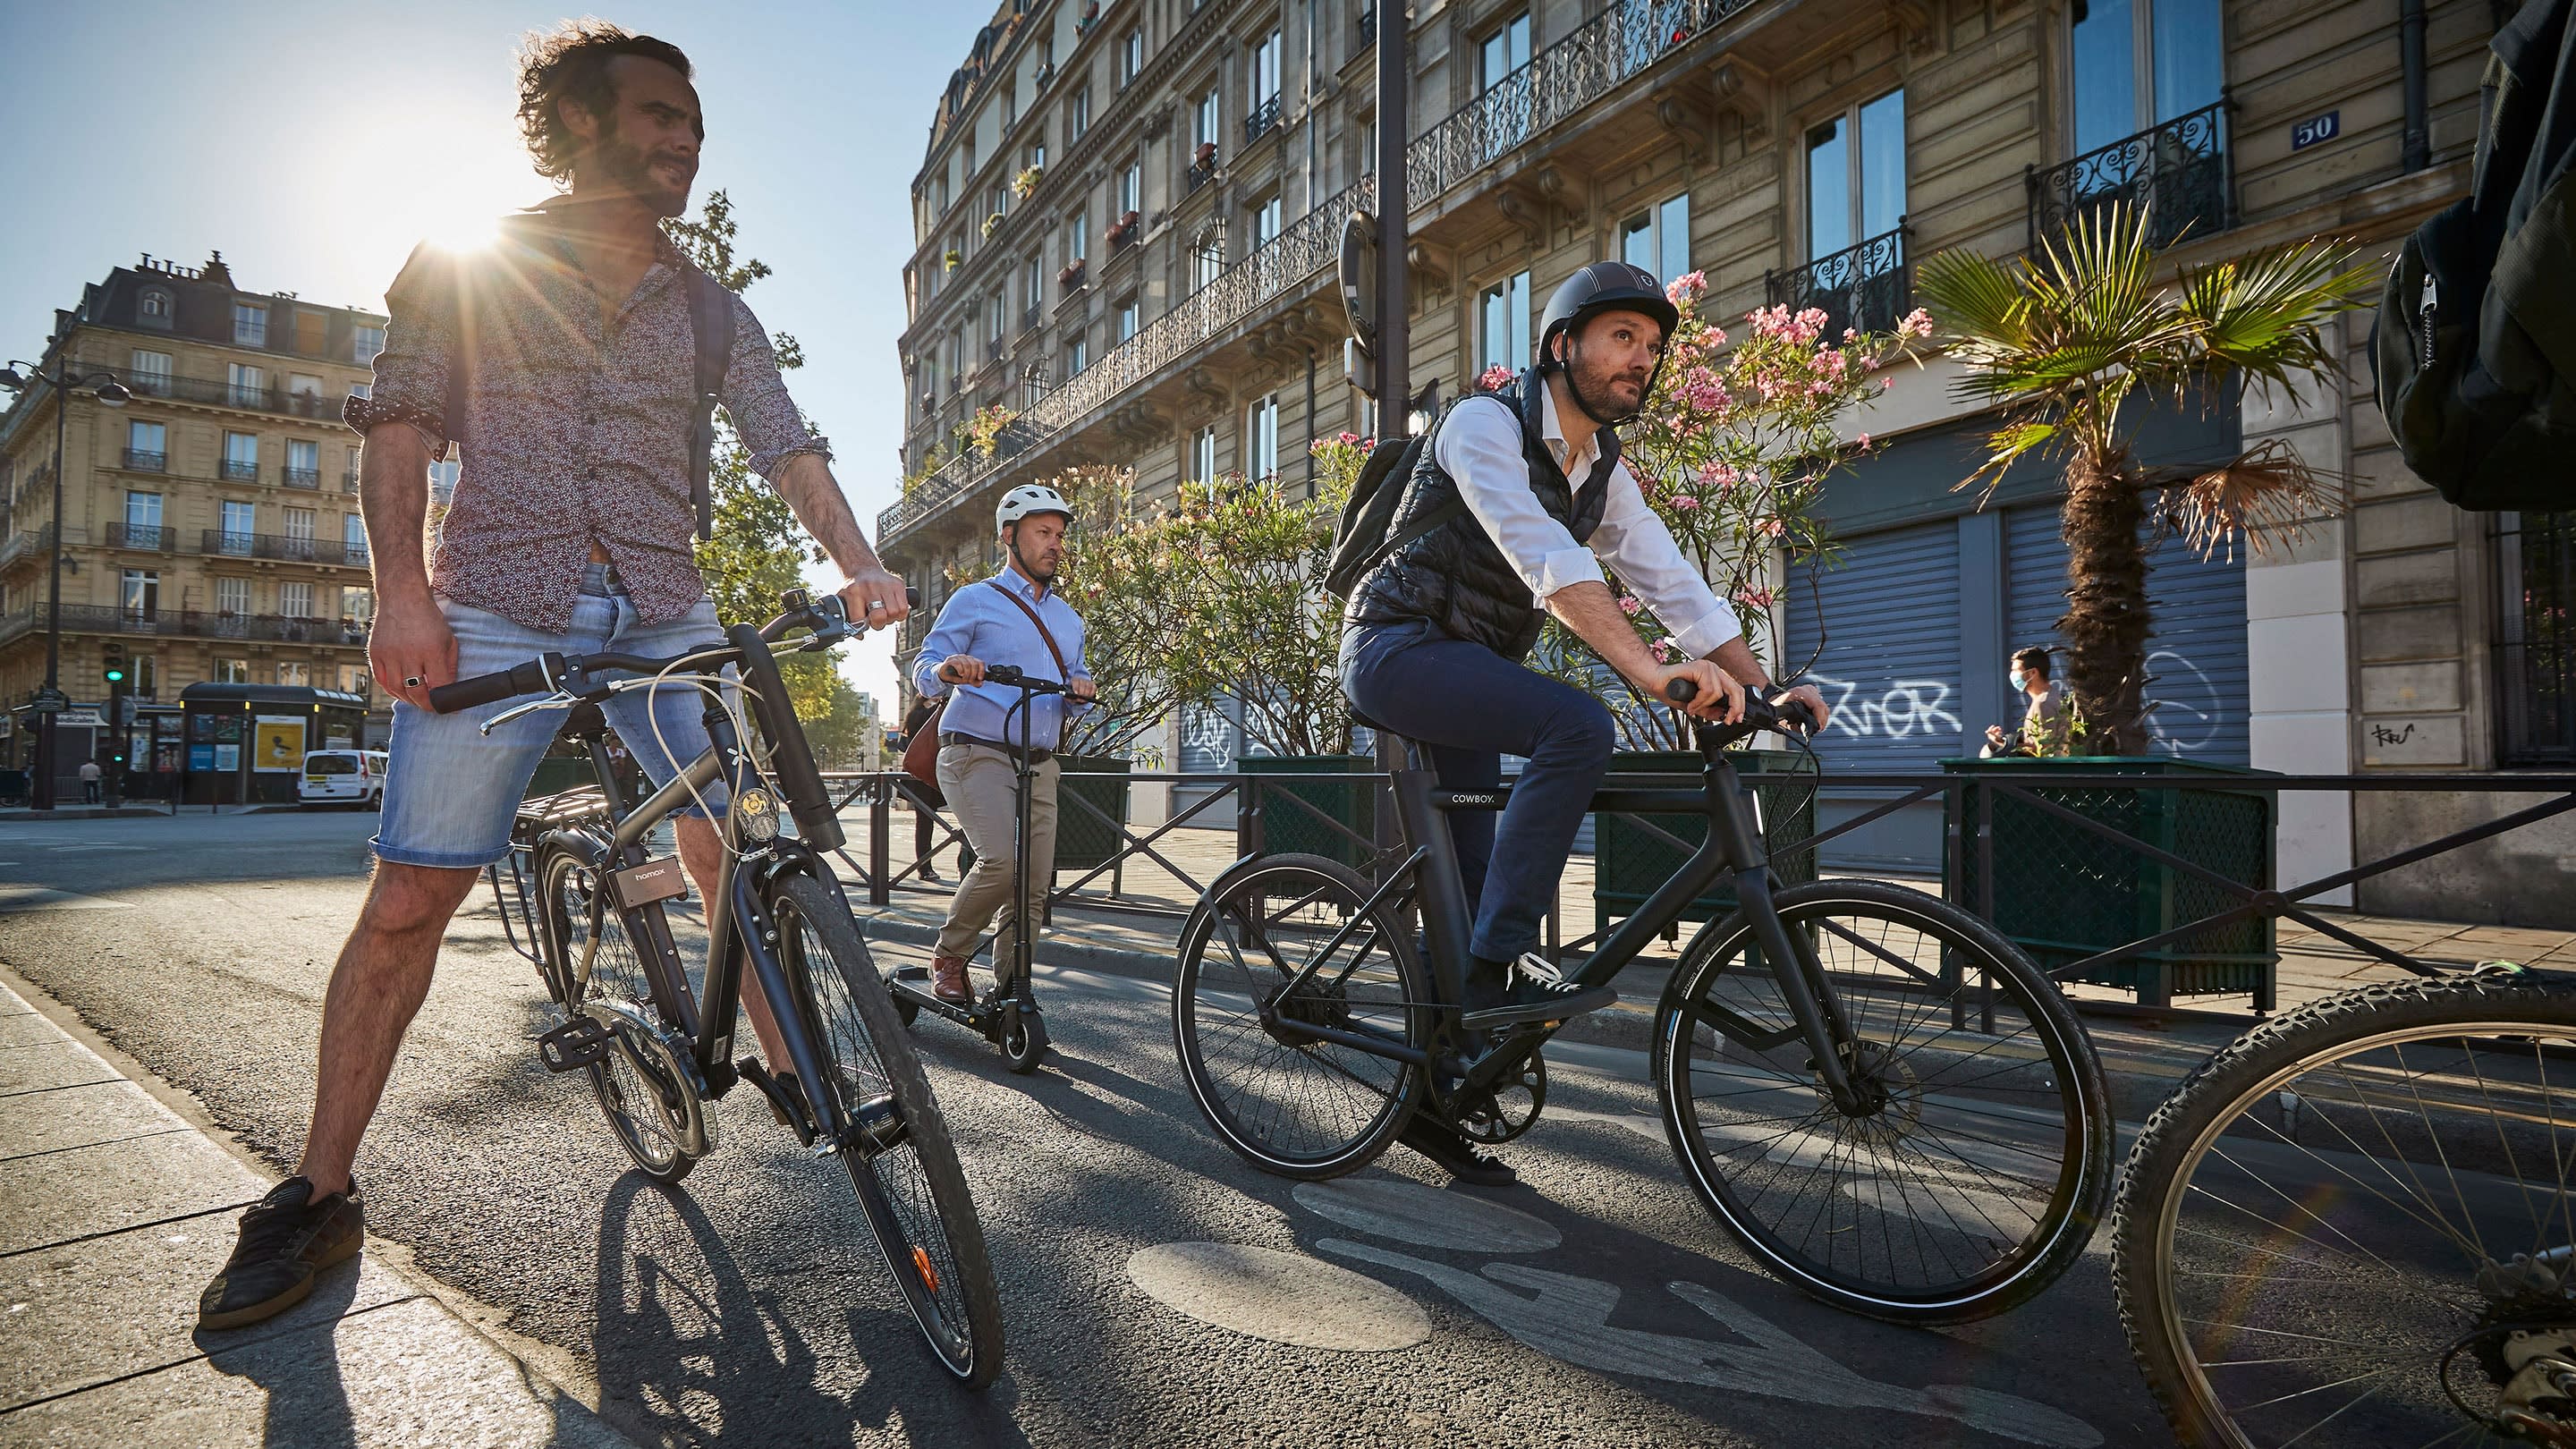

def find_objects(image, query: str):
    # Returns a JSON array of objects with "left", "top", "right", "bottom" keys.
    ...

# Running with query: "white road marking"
[
  {"left": 1126, "top": 1241, "right": 1430, "bottom": 1352},
  {"left": 1292, "top": 1177, "right": 1563, "bottom": 1254},
  {"left": 1319, "top": 1239, "right": 2100, "bottom": 1446},
  {"left": 0, "top": 885, "right": 131, "bottom": 912},
  {"left": 49, "top": 843, "right": 147, "bottom": 852}
]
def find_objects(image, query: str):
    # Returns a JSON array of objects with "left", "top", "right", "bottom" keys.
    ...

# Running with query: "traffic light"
[{"left": 102, "top": 642, "right": 125, "bottom": 687}]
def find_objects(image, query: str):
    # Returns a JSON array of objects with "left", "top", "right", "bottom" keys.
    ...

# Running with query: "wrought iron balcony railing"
[
  {"left": 1766, "top": 225, "right": 1910, "bottom": 340},
  {"left": 1358, "top": 5, "right": 1375, "bottom": 48},
  {"left": 1243, "top": 94, "right": 1282, "bottom": 147},
  {"left": 282, "top": 467, "right": 321, "bottom": 489},
  {"left": 104, "top": 363, "right": 348, "bottom": 421},
  {"left": 0, "top": 524, "right": 55, "bottom": 572},
  {"left": 106, "top": 522, "right": 177, "bottom": 552},
  {"left": 122, "top": 449, "right": 166, "bottom": 471},
  {"left": 2029, "top": 101, "right": 2231, "bottom": 253},
  {"left": 10, "top": 601, "right": 367, "bottom": 646},
  {"left": 219, "top": 460, "right": 259, "bottom": 482},
  {"left": 199, "top": 530, "right": 368, "bottom": 566},
  {"left": 876, "top": 0, "right": 1775, "bottom": 547},
  {"left": 342, "top": 470, "right": 361, "bottom": 493}
]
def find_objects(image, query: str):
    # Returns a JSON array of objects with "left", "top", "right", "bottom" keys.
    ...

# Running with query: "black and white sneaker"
[{"left": 1459, "top": 952, "right": 1619, "bottom": 1030}]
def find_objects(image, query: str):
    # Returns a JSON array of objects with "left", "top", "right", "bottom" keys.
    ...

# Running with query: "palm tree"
[{"left": 1916, "top": 204, "right": 2378, "bottom": 754}]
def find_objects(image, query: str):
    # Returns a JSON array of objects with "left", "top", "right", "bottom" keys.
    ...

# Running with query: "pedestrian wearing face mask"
[{"left": 1984, "top": 647, "right": 2072, "bottom": 758}]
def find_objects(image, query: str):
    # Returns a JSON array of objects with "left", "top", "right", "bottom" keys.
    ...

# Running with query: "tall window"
[
  {"left": 216, "top": 658, "right": 250, "bottom": 684},
  {"left": 1071, "top": 85, "right": 1091, "bottom": 141},
  {"left": 344, "top": 513, "right": 369, "bottom": 562},
  {"left": 2498, "top": 512, "right": 2576, "bottom": 763},
  {"left": 1620, "top": 193, "right": 1692, "bottom": 284},
  {"left": 1120, "top": 27, "right": 1144, "bottom": 85},
  {"left": 1117, "top": 160, "right": 1142, "bottom": 216},
  {"left": 285, "top": 438, "right": 320, "bottom": 486},
  {"left": 219, "top": 501, "right": 256, "bottom": 555},
  {"left": 138, "top": 288, "right": 174, "bottom": 326},
  {"left": 1807, "top": 89, "right": 1906, "bottom": 259},
  {"left": 227, "top": 363, "right": 265, "bottom": 408},
  {"left": 279, "top": 580, "right": 313, "bottom": 617},
  {"left": 120, "top": 569, "right": 158, "bottom": 620},
  {"left": 1250, "top": 193, "right": 1284, "bottom": 250},
  {"left": 126, "top": 420, "right": 166, "bottom": 469},
  {"left": 276, "top": 661, "right": 310, "bottom": 687},
  {"left": 2072, "top": 0, "right": 2224, "bottom": 154},
  {"left": 283, "top": 506, "right": 316, "bottom": 549},
  {"left": 216, "top": 574, "right": 252, "bottom": 614},
  {"left": 1067, "top": 209, "right": 1089, "bottom": 263},
  {"left": 1195, "top": 85, "right": 1222, "bottom": 148},
  {"left": 1023, "top": 256, "right": 1044, "bottom": 315},
  {"left": 232, "top": 301, "right": 267, "bottom": 346},
  {"left": 1478, "top": 271, "right": 1531, "bottom": 376},
  {"left": 1193, "top": 226, "right": 1225, "bottom": 288},
  {"left": 128, "top": 349, "right": 173, "bottom": 394},
  {"left": 1248, "top": 394, "right": 1280, "bottom": 479},
  {"left": 353, "top": 324, "right": 386, "bottom": 363},
  {"left": 1360, "top": 116, "right": 1377, "bottom": 174},
  {"left": 1066, "top": 335, "right": 1089, "bottom": 376},
  {"left": 1251, "top": 30, "right": 1283, "bottom": 109},
  {"left": 1479, "top": 13, "right": 1531, "bottom": 89},
  {"left": 123, "top": 493, "right": 162, "bottom": 544},
  {"left": 1192, "top": 425, "right": 1218, "bottom": 483},
  {"left": 343, "top": 584, "right": 375, "bottom": 623},
  {"left": 222, "top": 431, "right": 258, "bottom": 481},
  {"left": 1116, "top": 295, "right": 1140, "bottom": 342},
  {"left": 987, "top": 292, "right": 1007, "bottom": 348}
]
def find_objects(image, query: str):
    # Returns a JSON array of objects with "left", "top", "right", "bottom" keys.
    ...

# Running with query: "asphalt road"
[{"left": 0, "top": 811, "right": 2172, "bottom": 1448}]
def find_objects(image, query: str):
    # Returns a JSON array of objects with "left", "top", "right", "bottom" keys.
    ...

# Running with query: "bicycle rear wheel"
[
  {"left": 1172, "top": 853, "right": 1431, "bottom": 1179},
  {"left": 538, "top": 843, "right": 698, "bottom": 1183},
  {"left": 2111, "top": 967, "right": 2576, "bottom": 1448},
  {"left": 772, "top": 872, "right": 1004, "bottom": 1389},
  {"left": 1653, "top": 878, "right": 2110, "bottom": 1324}
]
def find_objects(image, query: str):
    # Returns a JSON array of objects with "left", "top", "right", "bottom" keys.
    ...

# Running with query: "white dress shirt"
[{"left": 1430, "top": 386, "right": 1742, "bottom": 659}]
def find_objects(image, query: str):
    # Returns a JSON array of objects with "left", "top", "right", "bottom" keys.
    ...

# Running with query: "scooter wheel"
[{"left": 1001, "top": 1004, "right": 1046, "bottom": 1074}]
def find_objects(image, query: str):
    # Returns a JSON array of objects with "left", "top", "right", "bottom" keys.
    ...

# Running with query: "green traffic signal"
[{"left": 104, "top": 667, "right": 125, "bottom": 684}]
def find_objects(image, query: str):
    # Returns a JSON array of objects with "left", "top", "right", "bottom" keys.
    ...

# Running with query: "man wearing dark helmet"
[{"left": 1340, "top": 260, "right": 1833, "bottom": 1186}]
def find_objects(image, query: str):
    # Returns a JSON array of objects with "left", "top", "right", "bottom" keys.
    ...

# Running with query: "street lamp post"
[{"left": 0, "top": 359, "right": 130, "bottom": 811}]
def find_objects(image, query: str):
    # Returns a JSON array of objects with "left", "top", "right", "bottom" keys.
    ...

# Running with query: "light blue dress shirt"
[{"left": 911, "top": 567, "right": 1092, "bottom": 750}]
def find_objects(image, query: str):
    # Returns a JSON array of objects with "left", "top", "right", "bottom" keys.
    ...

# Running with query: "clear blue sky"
[{"left": 0, "top": 1, "right": 988, "bottom": 708}]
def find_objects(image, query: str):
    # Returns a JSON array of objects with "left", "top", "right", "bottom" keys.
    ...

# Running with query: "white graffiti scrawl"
[{"left": 1806, "top": 673, "right": 1963, "bottom": 740}]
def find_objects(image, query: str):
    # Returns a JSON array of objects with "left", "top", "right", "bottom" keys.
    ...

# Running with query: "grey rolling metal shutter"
[
  {"left": 1784, "top": 520, "right": 1968, "bottom": 775},
  {"left": 2004, "top": 506, "right": 2250, "bottom": 765}
]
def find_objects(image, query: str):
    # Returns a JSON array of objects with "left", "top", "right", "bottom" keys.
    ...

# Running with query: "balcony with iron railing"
[
  {"left": 0, "top": 601, "right": 369, "bottom": 648},
  {"left": 0, "top": 523, "right": 58, "bottom": 572},
  {"left": 1357, "top": 5, "right": 1375, "bottom": 49},
  {"left": 105, "top": 521, "right": 177, "bottom": 553},
  {"left": 199, "top": 530, "right": 369, "bottom": 566},
  {"left": 1766, "top": 225, "right": 1910, "bottom": 340},
  {"left": 342, "top": 469, "right": 361, "bottom": 493},
  {"left": 283, "top": 466, "right": 321, "bottom": 489},
  {"left": 219, "top": 460, "right": 259, "bottom": 483},
  {"left": 122, "top": 448, "right": 166, "bottom": 472},
  {"left": 91, "top": 363, "right": 351, "bottom": 421},
  {"left": 2029, "top": 101, "right": 2231, "bottom": 253},
  {"left": 1243, "top": 94, "right": 1281, "bottom": 147},
  {"left": 877, "top": 0, "right": 1775, "bottom": 547}
]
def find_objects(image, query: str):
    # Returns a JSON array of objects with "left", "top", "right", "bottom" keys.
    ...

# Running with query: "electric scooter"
[{"left": 888, "top": 665, "right": 1065, "bottom": 1073}]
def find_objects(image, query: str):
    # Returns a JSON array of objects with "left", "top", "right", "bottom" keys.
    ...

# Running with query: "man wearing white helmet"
[{"left": 911, "top": 483, "right": 1096, "bottom": 1003}]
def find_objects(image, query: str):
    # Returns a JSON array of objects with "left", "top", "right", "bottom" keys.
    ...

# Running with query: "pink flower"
[
  {"left": 1759, "top": 516, "right": 1787, "bottom": 538},
  {"left": 1900, "top": 307, "right": 1934, "bottom": 339},
  {"left": 1665, "top": 271, "right": 1709, "bottom": 307},
  {"left": 1732, "top": 586, "right": 1775, "bottom": 609},
  {"left": 1618, "top": 595, "right": 1643, "bottom": 616},
  {"left": 1670, "top": 494, "right": 1701, "bottom": 511},
  {"left": 1699, "top": 460, "right": 1738, "bottom": 489},
  {"left": 1478, "top": 364, "right": 1516, "bottom": 394},
  {"left": 1653, "top": 637, "right": 1681, "bottom": 663},
  {"left": 1855, "top": 432, "right": 1871, "bottom": 450},
  {"left": 1881, "top": 376, "right": 1895, "bottom": 389}
]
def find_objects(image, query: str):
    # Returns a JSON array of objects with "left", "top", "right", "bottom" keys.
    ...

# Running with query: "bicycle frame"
[{"left": 1259, "top": 741, "right": 1873, "bottom": 1113}]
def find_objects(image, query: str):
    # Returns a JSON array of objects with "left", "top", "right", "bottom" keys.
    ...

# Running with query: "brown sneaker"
[
  {"left": 931, "top": 953, "right": 973, "bottom": 1004},
  {"left": 197, "top": 1176, "right": 364, "bottom": 1330}
]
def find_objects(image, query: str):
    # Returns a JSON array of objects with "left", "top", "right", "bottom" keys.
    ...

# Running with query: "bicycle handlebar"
[
  {"left": 979, "top": 663, "right": 1072, "bottom": 696},
  {"left": 426, "top": 586, "right": 917, "bottom": 716},
  {"left": 1663, "top": 678, "right": 1820, "bottom": 740}
]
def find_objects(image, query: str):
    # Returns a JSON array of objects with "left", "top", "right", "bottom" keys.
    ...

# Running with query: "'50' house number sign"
[{"left": 2292, "top": 111, "right": 2341, "bottom": 149}]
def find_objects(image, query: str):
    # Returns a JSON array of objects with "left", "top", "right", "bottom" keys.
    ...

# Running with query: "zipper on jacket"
[{"left": 2419, "top": 270, "right": 2439, "bottom": 369}]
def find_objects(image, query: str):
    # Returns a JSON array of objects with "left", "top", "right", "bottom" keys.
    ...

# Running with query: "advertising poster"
[
  {"left": 189, "top": 743, "right": 216, "bottom": 773},
  {"left": 213, "top": 744, "right": 240, "bottom": 773},
  {"left": 253, "top": 716, "right": 306, "bottom": 773}
]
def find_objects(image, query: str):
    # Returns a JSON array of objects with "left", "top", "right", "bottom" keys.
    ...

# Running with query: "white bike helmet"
[{"left": 996, "top": 484, "right": 1073, "bottom": 531}]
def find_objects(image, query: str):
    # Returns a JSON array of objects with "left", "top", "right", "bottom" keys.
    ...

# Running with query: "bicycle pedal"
[
  {"left": 536, "top": 1016, "right": 614, "bottom": 1073},
  {"left": 735, "top": 1056, "right": 818, "bottom": 1148}
]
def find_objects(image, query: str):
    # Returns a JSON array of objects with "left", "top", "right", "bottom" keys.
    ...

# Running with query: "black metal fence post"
[{"left": 869, "top": 776, "right": 891, "bottom": 907}]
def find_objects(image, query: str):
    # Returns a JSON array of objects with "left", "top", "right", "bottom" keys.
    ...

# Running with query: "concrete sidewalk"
[{"left": 0, "top": 971, "right": 635, "bottom": 1449}]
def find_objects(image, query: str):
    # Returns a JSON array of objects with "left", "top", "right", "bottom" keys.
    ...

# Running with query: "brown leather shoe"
[{"left": 931, "top": 953, "right": 972, "bottom": 1004}]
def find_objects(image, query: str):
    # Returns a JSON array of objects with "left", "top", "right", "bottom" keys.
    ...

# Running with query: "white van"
[{"left": 299, "top": 750, "right": 388, "bottom": 809}]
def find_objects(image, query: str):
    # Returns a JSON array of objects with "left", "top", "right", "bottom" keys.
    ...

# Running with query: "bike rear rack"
[{"left": 485, "top": 787, "right": 618, "bottom": 969}]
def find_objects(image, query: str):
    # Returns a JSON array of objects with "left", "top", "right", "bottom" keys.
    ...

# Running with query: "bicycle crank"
[{"left": 1457, "top": 1048, "right": 1547, "bottom": 1145}]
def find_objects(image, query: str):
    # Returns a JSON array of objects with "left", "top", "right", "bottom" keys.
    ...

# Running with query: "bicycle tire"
[
  {"left": 1172, "top": 852, "right": 1430, "bottom": 1179},
  {"left": 2110, "top": 968, "right": 2576, "bottom": 1448},
  {"left": 537, "top": 843, "right": 698, "bottom": 1183},
  {"left": 772, "top": 872, "right": 1004, "bottom": 1389},
  {"left": 1653, "top": 878, "right": 2111, "bottom": 1325}
]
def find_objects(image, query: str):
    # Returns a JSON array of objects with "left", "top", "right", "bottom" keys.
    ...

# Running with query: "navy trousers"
[{"left": 1341, "top": 619, "right": 1614, "bottom": 962}]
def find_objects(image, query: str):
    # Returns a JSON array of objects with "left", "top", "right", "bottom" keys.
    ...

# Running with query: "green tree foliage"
[{"left": 662, "top": 192, "right": 870, "bottom": 767}]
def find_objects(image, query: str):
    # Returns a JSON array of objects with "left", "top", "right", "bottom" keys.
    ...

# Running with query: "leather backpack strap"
[{"left": 986, "top": 579, "right": 1072, "bottom": 682}]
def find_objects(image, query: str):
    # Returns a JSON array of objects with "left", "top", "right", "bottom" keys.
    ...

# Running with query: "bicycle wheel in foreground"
[
  {"left": 2111, "top": 967, "right": 2576, "bottom": 1448},
  {"left": 774, "top": 872, "right": 1004, "bottom": 1389},
  {"left": 1173, "top": 853, "right": 1432, "bottom": 1179},
  {"left": 538, "top": 843, "right": 697, "bottom": 1183},
  {"left": 1654, "top": 878, "right": 2112, "bottom": 1325}
]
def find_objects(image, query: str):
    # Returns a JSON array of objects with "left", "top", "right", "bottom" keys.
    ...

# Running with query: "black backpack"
[
  {"left": 2373, "top": 0, "right": 2576, "bottom": 511},
  {"left": 1322, "top": 430, "right": 1461, "bottom": 598}
]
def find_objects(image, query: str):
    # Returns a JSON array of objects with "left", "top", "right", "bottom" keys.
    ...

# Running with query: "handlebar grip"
[
  {"left": 984, "top": 663, "right": 1027, "bottom": 685},
  {"left": 904, "top": 585, "right": 920, "bottom": 608},
  {"left": 426, "top": 659, "right": 549, "bottom": 715},
  {"left": 1665, "top": 678, "right": 1698, "bottom": 704}
]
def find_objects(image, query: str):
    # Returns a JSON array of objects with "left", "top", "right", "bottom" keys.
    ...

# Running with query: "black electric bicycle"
[
  {"left": 887, "top": 665, "right": 1062, "bottom": 1073},
  {"left": 1172, "top": 687, "right": 2114, "bottom": 1325},
  {"left": 454, "top": 588, "right": 1004, "bottom": 1389}
]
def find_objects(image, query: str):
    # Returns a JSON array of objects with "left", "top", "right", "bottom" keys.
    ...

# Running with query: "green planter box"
[
  {"left": 1593, "top": 749, "right": 1818, "bottom": 939},
  {"left": 1942, "top": 756, "right": 2278, "bottom": 1008},
  {"left": 1053, "top": 755, "right": 1132, "bottom": 875},
  {"left": 1237, "top": 754, "right": 1379, "bottom": 869}
]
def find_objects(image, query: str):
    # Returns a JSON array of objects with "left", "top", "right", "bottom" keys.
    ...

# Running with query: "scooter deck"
[{"left": 890, "top": 963, "right": 1003, "bottom": 1032}]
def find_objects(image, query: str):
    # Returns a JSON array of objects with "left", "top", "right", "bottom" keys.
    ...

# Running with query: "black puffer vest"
[{"left": 1346, "top": 369, "right": 1617, "bottom": 661}]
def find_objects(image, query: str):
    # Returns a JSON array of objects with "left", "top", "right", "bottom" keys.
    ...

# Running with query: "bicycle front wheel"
[
  {"left": 772, "top": 872, "right": 1004, "bottom": 1390},
  {"left": 2111, "top": 968, "right": 2576, "bottom": 1448},
  {"left": 1653, "top": 878, "right": 2111, "bottom": 1324}
]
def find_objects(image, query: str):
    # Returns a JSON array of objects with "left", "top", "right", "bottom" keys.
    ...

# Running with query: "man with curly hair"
[{"left": 196, "top": 20, "right": 911, "bottom": 1330}]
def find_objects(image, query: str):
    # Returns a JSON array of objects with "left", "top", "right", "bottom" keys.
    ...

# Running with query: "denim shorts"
[{"left": 373, "top": 565, "right": 732, "bottom": 869}]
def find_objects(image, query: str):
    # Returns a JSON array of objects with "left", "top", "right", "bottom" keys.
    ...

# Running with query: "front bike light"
[{"left": 732, "top": 785, "right": 782, "bottom": 843}]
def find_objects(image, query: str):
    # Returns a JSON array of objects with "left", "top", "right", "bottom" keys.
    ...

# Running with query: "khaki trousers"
[{"left": 932, "top": 740, "right": 1060, "bottom": 982}]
